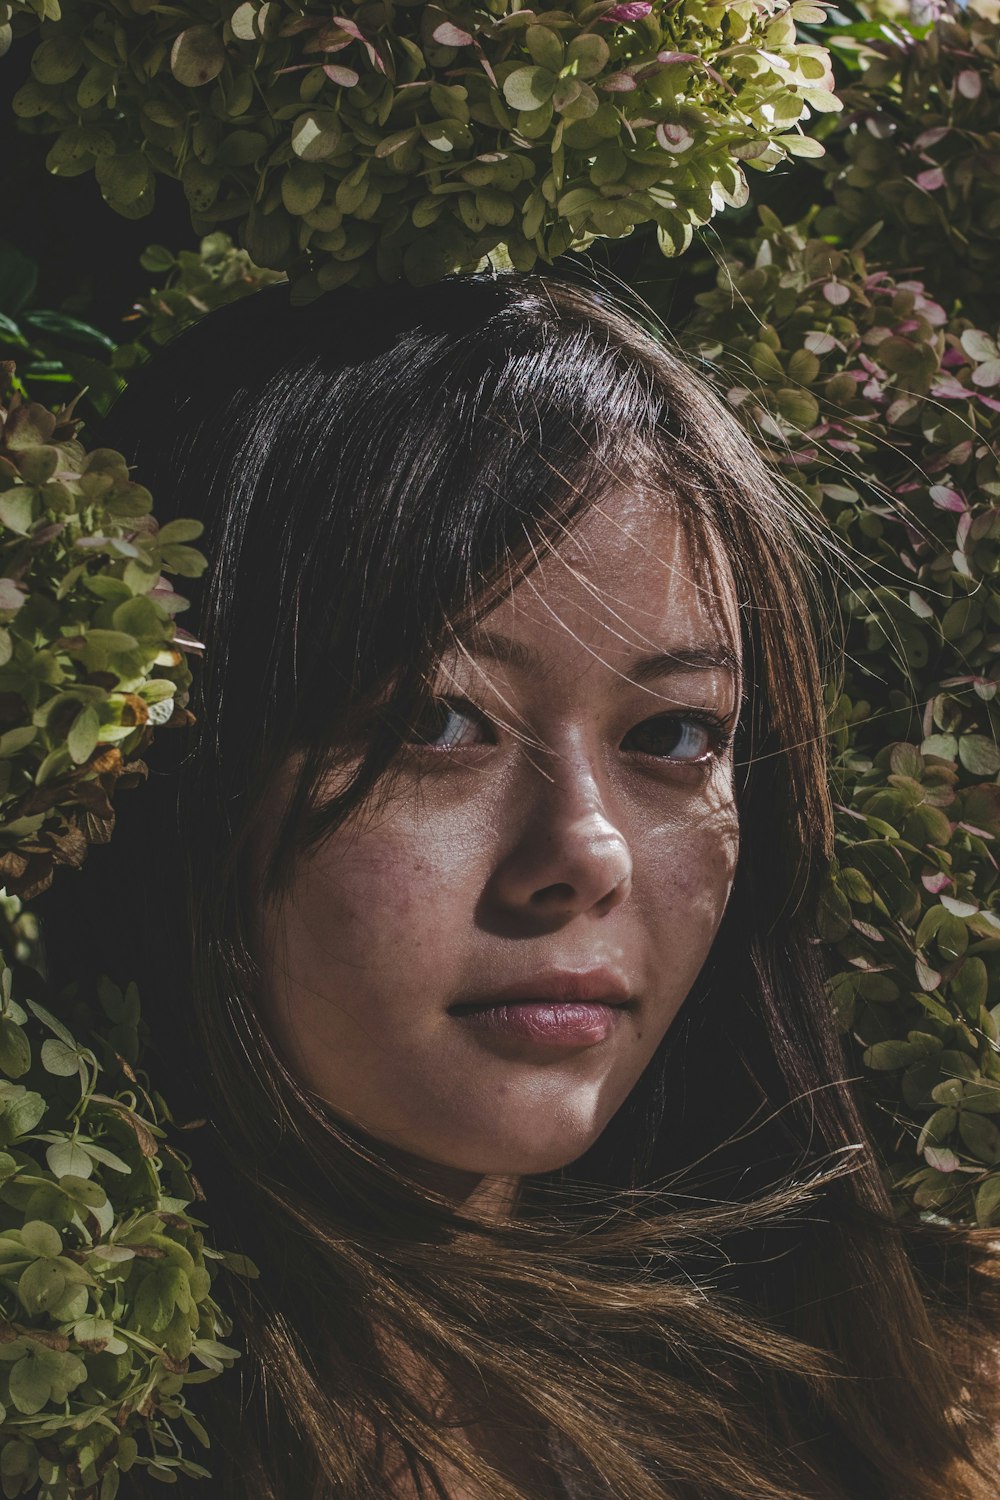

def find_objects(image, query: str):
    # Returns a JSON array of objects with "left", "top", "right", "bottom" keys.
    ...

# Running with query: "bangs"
[{"left": 252, "top": 292, "right": 740, "bottom": 890}]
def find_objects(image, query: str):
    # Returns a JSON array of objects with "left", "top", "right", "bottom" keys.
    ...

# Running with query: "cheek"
[
  {"left": 632, "top": 788, "right": 740, "bottom": 977},
  {"left": 265, "top": 802, "right": 494, "bottom": 986}
]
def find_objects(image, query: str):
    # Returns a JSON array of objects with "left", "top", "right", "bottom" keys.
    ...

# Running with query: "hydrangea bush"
[
  {"left": 688, "top": 205, "right": 1000, "bottom": 1223},
  {"left": 817, "top": 5, "right": 1000, "bottom": 322},
  {"left": 4, "top": 0, "right": 840, "bottom": 291},
  {"left": 0, "top": 370, "right": 247, "bottom": 1497},
  {"left": 0, "top": 374, "right": 204, "bottom": 902}
]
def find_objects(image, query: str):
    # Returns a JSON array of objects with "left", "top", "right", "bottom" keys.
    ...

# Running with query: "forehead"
[{"left": 473, "top": 488, "right": 741, "bottom": 674}]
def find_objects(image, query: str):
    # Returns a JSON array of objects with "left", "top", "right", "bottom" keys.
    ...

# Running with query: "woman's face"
[{"left": 254, "top": 489, "right": 742, "bottom": 1183}]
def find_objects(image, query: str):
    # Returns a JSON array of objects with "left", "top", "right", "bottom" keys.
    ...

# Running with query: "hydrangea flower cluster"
[{"left": 4, "top": 0, "right": 840, "bottom": 290}]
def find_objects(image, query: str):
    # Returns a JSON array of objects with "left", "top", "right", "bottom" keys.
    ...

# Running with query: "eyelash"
[{"left": 404, "top": 697, "right": 735, "bottom": 766}]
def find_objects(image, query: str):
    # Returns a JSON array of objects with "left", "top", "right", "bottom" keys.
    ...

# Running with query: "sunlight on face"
[{"left": 253, "top": 490, "right": 742, "bottom": 1183}]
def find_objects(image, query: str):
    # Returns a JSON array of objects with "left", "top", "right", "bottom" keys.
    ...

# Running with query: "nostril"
[{"left": 529, "top": 882, "right": 576, "bottom": 907}]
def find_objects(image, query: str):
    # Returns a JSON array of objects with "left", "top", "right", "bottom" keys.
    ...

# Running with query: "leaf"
[
  {"left": 958, "top": 734, "right": 1000, "bottom": 776},
  {"left": 864, "top": 1040, "right": 919, "bottom": 1070},
  {"left": 0, "top": 1086, "right": 46, "bottom": 1142},
  {"left": 17, "top": 1257, "right": 66, "bottom": 1315},
  {"left": 503, "top": 66, "right": 556, "bottom": 112},
  {"left": 20, "top": 1221, "right": 61, "bottom": 1258},
  {"left": 0, "top": 1019, "right": 30, "bottom": 1080},
  {"left": 8, "top": 1351, "right": 52, "bottom": 1414},
  {"left": 25, "top": 1000, "right": 75, "bottom": 1048},
  {"left": 67, "top": 704, "right": 101, "bottom": 766},
  {"left": 45, "top": 1140, "right": 94, "bottom": 1179},
  {"left": 170, "top": 26, "right": 226, "bottom": 87},
  {"left": 40, "top": 1039, "right": 83, "bottom": 1077},
  {"left": 959, "top": 1112, "right": 1000, "bottom": 1164},
  {"left": 0, "top": 488, "right": 35, "bottom": 536},
  {"left": 291, "top": 111, "right": 342, "bottom": 162}
]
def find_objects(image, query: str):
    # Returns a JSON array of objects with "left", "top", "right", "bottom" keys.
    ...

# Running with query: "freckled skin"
[{"left": 254, "top": 492, "right": 742, "bottom": 1195}]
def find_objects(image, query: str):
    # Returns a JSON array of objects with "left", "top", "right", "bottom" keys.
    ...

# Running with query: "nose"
[{"left": 486, "top": 749, "right": 633, "bottom": 925}]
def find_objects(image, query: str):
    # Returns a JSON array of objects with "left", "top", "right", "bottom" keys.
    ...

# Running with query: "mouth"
[{"left": 447, "top": 970, "right": 635, "bottom": 1049}]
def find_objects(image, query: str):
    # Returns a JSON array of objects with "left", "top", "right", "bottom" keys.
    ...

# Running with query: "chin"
[{"left": 445, "top": 1129, "right": 606, "bottom": 1178}]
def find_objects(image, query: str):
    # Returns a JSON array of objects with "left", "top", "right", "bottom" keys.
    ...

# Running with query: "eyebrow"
[{"left": 457, "top": 628, "right": 741, "bottom": 683}]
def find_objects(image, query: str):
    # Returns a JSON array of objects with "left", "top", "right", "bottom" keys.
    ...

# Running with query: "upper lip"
[{"left": 448, "top": 968, "right": 635, "bottom": 1014}]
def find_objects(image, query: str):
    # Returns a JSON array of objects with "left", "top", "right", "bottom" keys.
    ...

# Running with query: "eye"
[
  {"left": 403, "top": 697, "right": 494, "bottom": 750},
  {"left": 621, "top": 711, "right": 732, "bottom": 764}
]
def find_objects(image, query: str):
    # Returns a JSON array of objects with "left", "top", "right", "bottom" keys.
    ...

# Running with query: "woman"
[{"left": 38, "top": 272, "right": 1000, "bottom": 1498}]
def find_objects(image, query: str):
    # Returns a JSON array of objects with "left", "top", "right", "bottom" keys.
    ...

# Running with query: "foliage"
[
  {"left": 688, "top": 204, "right": 1000, "bottom": 1222},
  {"left": 0, "top": 234, "right": 281, "bottom": 415},
  {"left": 817, "top": 4, "right": 1000, "bottom": 323},
  {"left": 0, "top": 242, "right": 121, "bottom": 420},
  {"left": 6, "top": 0, "right": 841, "bottom": 292},
  {"left": 0, "top": 964, "right": 246, "bottom": 1500},
  {"left": 112, "top": 233, "right": 285, "bottom": 379},
  {"left": 0, "top": 375, "right": 248, "bottom": 1496},
  {"left": 0, "top": 368, "right": 206, "bottom": 901}
]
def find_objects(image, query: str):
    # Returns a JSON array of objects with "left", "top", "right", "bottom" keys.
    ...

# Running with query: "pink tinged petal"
[
  {"left": 978, "top": 394, "right": 1000, "bottom": 413},
  {"left": 922, "top": 869, "right": 952, "bottom": 894},
  {"left": 916, "top": 166, "right": 945, "bottom": 191},
  {"left": 957, "top": 513, "right": 973, "bottom": 549},
  {"left": 827, "top": 437, "right": 861, "bottom": 452},
  {"left": 956, "top": 68, "right": 982, "bottom": 99},
  {"left": 915, "top": 125, "right": 949, "bottom": 149},
  {"left": 958, "top": 822, "right": 997, "bottom": 841},
  {"left": 824, "top": 281, "right": 850, "bottom": 305},
  {"left": 930, "top": 378, "right": 970, "bottom": 399},
  {"left": 433, "top": 21, "right": 474, "bottom": 46},
  {"left": 972, "top": 358, "right": 1000, "bottom": 387},
  {"left": 941, "top": 347, "right": 966, "bottom": 368},
  {"left": 598, "top": 1, "right": 653, "bottom": 20},
  {"left": 0, "top": 578, "right": 24, "bottom": 612},
  {"left": 330, "top": 15, "right": 365, "bottom": 39},
  {"left": 323, "top": 64, "right": 359, "bottom": 85},
  {"left": 172, "top": 629, "right": 206, "bottom": 653},
  {"left": 886, "top": 395, "right": 919, "bottom": 424},
  {"left": 804, "top": 331, "right": 839, "bottom": 354},
  {"left": 656, "top": 50, "right": 700, "bottom": 64},
  {"left": 473, "top": 42, "right": 497, "bottom": 86},
  {"left": 924, "top": 1147, "right": 960, "bottom": 1173},
  {"left": 600, "top": 71, "right": 638, "bottom": 91},
  {"left": 656, "top": 122, "right": 693, "bottom": 152},
  {"left": 930, "top": 485, "right": 966, "bottom": 512}
]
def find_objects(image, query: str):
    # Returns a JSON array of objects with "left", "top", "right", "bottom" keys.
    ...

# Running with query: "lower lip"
[{"left": 451, "top": 1002, "right": 623, "bottom": 1048}]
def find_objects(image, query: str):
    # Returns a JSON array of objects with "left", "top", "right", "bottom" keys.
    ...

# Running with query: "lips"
[
  {"left": 447, "top": 970, "right": 634, "bottom": 1049},
  {"left": 447, "top": 966, "right": 634, "bottom": 1016}
]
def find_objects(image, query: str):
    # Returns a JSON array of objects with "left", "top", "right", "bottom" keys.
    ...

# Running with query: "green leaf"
[
  {"left": 0, "top": 1019, "right": 30, "bottom": 1080},
  {"left": 958, "top": 734, "right": 1000, "bottom": 776},
  {"left": 170, "top": 25, "right": 226, "bottom": 87},
  {"left": 959, "top": 1112, "right": 1000, "bottom": 1164},
  {"left": 45, "top": 1139, "right": 94, "bottom": 1179},
  {"left": 291, "top": 111, "right": 342, "bottom": 162},
  {"left": 18, "top": 1257, "right": 66, "bottom": 1315},
  {"left": 40, "top": 1039, "right": 83, "bottom": 1077},
  {"left": 25, "top": 1000, "right": 75, "bottom": 1048},
  {"left": 864, "top": 1040, "right": 919, "bottom": 1070},
  {"left": 20, "top": 1221, "right": 61, "bottom": 1258},
  {"left": 503, "top": 66, "right": 556, "bottom": 112},
  {"left": 67, "top": 703, "right": 101, "bottom": 766},
  {"left": 0, "top": 488, "right": 35, "bottom": 536},
  {"left": 8, "top": 1351, "right": 53, "bottom": 1415}
]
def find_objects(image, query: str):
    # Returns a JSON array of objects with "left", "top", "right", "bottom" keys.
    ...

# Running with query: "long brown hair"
[{"left": 39, "top": 273, "right": 1000, "bottom": 1498}]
